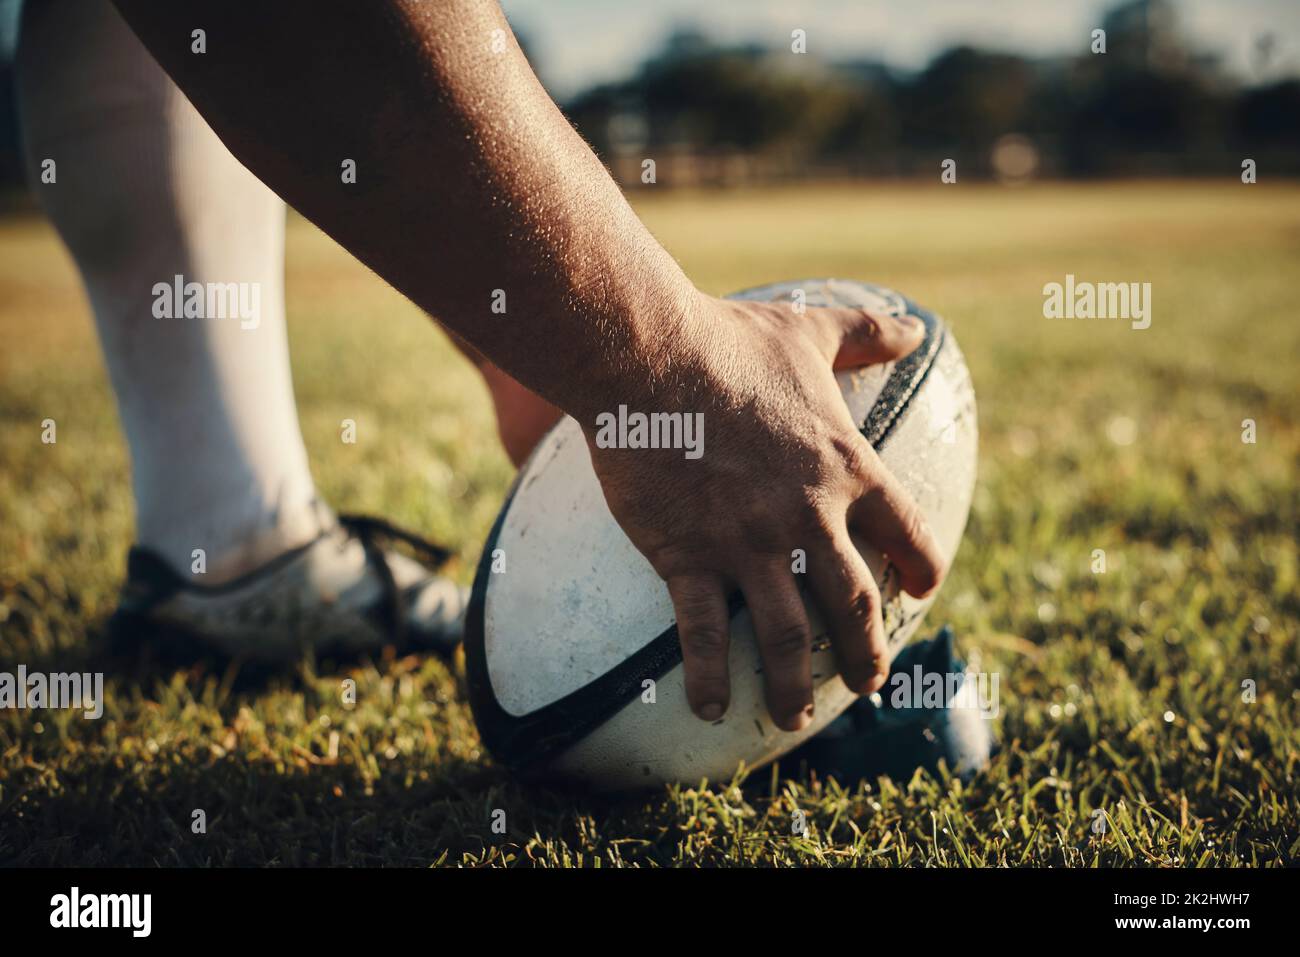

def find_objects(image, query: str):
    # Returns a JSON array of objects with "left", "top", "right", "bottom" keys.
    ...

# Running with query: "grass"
[{"left": 1, "top": 180, "right": 1297, "bottom": 866}]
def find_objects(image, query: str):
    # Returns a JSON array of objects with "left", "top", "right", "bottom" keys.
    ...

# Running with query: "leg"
[
  {"left": 16, "top": 0, "right": 321, "bottom": 583},
  {"left": 450, "top": 336, "right": 561, "bottom": 467},
  {"left": 16, "top": 0, "right": 465, "bottom": 658}
]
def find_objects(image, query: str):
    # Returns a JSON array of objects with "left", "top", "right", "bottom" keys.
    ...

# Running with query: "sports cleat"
[
  {"left": 108, "top": 511, "right": 467, "bottom": 662},
  {"left": 786, "top": 626, "right": 996, "bottom": 784}
]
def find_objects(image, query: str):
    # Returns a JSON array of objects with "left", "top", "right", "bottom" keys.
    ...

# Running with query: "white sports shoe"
[{"left": 109, "top": 511, "right": 468, "bottom": 662}]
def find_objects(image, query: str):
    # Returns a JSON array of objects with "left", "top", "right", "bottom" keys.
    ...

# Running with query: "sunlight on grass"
[{"left": 1, "top": 181, "right": 1297, "bottom": 866}]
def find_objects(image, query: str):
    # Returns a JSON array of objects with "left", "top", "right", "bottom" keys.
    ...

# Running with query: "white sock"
[{"left": 17, "top": 0, "right": 324, "bottom": 582}]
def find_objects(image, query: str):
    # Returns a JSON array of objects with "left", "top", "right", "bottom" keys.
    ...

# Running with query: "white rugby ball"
[{"left": 465, "top": 279, "right": 977, "bottom": 791}]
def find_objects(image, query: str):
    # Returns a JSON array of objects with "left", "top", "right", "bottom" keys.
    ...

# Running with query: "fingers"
[
  {"left": 667, "top": 574, "right": 732, "bottom": 722},
  {"left": 740, "top": 563, "right": 816, "bottom": 732},
  {"left": 804, "top": 537, "right": 889, "bottom": 695},
  {"left": 804, "top": 306, "right": 925, "bottom": 370},
  {"left": 849, "top": 464, "right": 947, "bottom": 598}
]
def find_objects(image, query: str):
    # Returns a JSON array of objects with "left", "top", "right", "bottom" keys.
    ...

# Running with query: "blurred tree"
[
  {"left": 568, "top": 28, "right": 881, "bottom": 179},
  {"left": 1062, "top": 0, "right": 1226, "bottom": 175},
  {"left": 1100, "top": 0, "right": 1189, "bottom": 72},
  {"left": 1234, "top": 80, "right": 1300, "bottom": 149},
  {"left": 558, "top": 1, "right": 1292, "bottom": 185},
  {"left": 899, "top": 46, "right": 1035, "bottom": 174}
]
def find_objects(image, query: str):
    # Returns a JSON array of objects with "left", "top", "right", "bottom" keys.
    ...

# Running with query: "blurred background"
[
  {"left": 527, "top": 0, "right": 1300, "bottom": 185},
  {"left": 1, "top": 0, "right": 1297, "bottom": 866},
  {"left": 3, "top": 0, "right": 1296, "bottom": 198}
]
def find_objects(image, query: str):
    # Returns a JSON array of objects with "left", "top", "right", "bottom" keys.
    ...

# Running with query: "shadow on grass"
[{"left": 1, "top": 618, "right": 678, "bottom": 867}]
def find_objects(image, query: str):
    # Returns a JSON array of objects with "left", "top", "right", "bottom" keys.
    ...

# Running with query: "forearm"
[{"left": 113, "top": 0, "right": 699, "bottom": 419}]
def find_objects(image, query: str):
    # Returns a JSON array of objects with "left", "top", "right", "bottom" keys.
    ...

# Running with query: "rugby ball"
[{"left": 465, "top": 279, "right": 977, "bottom": 790}]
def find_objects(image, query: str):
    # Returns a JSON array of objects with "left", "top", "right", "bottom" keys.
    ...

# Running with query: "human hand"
[{"left": 586, "top": 292, "right": 947, "bottom": 731}]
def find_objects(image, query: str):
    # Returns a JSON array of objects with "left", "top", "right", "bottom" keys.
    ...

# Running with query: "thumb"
[{"left": 807, "top": 306, "right": 925, "bottom": 371}]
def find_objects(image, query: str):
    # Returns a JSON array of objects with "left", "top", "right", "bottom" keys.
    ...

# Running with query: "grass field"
[{"left": 1, "top": 181, "right": 1298, "bottom": 866}]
